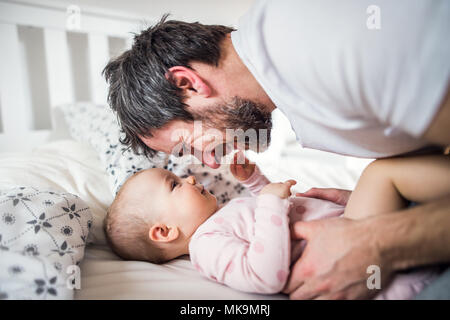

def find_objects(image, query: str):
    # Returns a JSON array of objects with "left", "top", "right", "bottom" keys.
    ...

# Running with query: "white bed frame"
[{"left": 0, "top": 0, "right": 144, "bottom": 152}]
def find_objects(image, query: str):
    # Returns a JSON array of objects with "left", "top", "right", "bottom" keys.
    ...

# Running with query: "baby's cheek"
[
  {"left": 177, "top": 192, "right": 198, "bottom": 215},
  {"left": 184, "top": 189, "right": 201, "bottom": 204}
]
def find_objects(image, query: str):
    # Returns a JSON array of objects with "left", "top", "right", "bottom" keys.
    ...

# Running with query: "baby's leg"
[{"left": 344, "top": 154, "right": 450, "bottom": 220}]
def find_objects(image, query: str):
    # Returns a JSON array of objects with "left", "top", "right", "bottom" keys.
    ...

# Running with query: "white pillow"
[
  {"left": 0, "top": 186, "right": 92, "bottom": 299},
  {"left": 58, "top": 102, "right": 250, "bottom": 201},
  {"left": 0, "top": 140, "right": 112, "bottom": 246}
]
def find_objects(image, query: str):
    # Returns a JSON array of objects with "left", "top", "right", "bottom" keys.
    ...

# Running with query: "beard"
[{"left": 190, "top": 97, "right": 273, "bottom": 154}]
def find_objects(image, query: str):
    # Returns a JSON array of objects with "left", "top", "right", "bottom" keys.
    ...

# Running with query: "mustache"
[
  {"left": 194, "top": 97, "right": 272, "bottom": 130},
  {"left": 190, "top": 97, "right": 273, "bottom": 149}
]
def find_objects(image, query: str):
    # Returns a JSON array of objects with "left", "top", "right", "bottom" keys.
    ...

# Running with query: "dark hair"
[{"left": 103, "top": 14, "right": 234, "bottom": 157}]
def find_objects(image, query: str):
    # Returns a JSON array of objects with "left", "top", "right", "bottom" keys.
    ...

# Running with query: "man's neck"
[{"left": 218, "top": 34, "right": 276, "bottom": 113}]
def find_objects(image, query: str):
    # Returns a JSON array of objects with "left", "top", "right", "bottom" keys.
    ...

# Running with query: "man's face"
[{"left": 140, "top": 97, "right": 273, "bottom": 168}]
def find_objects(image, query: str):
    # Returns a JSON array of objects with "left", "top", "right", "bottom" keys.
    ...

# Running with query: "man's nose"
[{"left": 186, "top": 175, "right": 196, "bottom": 185}]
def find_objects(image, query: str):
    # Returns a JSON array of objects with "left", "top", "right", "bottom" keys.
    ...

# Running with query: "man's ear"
[
  {"left": 148, "top": 223, "right": 180, "bottom": 243},
  {"left": 166, "top": 66, "right": 211, "bottom": 97}
]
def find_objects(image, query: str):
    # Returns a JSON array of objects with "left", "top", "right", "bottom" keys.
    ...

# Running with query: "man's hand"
[
  {"left": 296, "top": 188, "right": 352, "bottom": 206},
  {"left": 284, "top": 217, "right": 392, "bottom": 300},
  {"left": 230, "top": 151, "right": 256, "bottom": 181},
  {"left": 260, "top": 180, "right": 296, "bottom": 199}
]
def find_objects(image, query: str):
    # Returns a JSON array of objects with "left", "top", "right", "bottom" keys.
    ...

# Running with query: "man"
[{"left": 103, "top": 0, "right": 450, "bottom": 299}]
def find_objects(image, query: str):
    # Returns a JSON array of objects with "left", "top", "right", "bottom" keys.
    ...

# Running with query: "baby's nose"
[{"left": 186, "top": 175, "right": 196, "bottom": 185}]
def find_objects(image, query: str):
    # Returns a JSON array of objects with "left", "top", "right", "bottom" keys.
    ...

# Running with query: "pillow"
[
  {"left": 0, "top": 186, "right": 92, "bottom": 299},
  {"left": 58, "top": 102, "right": 250, "bottom": 201},
  {"left": 0, "top": 140, "right": 113, "bottom": 246}
]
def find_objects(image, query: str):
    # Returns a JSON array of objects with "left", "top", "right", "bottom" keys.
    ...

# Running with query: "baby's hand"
[
  {"left": 260, "top": 180, "right": 297, "bottom": 199},
  {"left": 230, "top": 151, "right": 256, "bottom": 181}
]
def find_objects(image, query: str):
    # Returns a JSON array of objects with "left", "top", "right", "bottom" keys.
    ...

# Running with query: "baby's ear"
[{"left": 149, "top": 223, "right": 180, "bottom": 243}]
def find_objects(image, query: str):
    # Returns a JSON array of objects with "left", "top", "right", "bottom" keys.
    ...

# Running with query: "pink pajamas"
[{"left": 188, "top": 168, "right": 438, "bottom": 299}]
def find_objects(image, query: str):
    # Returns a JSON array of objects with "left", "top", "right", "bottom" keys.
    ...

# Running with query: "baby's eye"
[{"left": 171, "top": 181, "right": 178, "bottom": 190}]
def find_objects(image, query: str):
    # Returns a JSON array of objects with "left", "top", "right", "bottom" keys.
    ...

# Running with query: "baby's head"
[{"left": 104, "top": 168, "right": 218, "bottom": 263}]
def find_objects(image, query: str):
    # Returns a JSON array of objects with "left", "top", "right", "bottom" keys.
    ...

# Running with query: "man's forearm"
[{"left": 370, "top": 196, "right": 450, "bottom": 271}]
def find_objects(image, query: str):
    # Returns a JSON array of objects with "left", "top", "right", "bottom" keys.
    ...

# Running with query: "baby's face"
[{"left": 125, "top": 168, "right": 218, "bottom": 238}]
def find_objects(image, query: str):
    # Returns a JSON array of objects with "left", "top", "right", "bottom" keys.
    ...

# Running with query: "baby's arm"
[
  {"left": 190, "top": 193, "right": 291, "bottom": 294},
  {"left": 230, "top": 151, "right": 271, "bottom": 196},
  {"left": 240, "top": 166, "right": 271, "bottom": 196}
]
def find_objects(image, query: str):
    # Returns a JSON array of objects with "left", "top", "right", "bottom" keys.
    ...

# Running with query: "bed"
[{"left": 0, "top": 1, "right": 371, "bottom": 299}]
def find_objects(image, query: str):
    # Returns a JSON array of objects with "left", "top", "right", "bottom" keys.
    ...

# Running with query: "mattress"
[{"left": 0, "top": 139, "right": 370, "bottom": 299}]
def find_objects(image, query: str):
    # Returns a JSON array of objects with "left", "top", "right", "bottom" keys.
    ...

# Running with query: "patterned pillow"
[
  {"left": 0, "top": 187, "right": 92, "bottom": 300},
  {"left": 58, "top": 102, "right": 249, "bottom": 202}
]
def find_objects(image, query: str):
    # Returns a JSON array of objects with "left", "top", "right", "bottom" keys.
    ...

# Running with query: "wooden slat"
[
  {"left": 0, "top": 23, "right": 31, "bottom": 135},
  {"left": 87, "top": 34, "right": 109, "bottom": 105},
  {"left": 43, "top": 28, "right": 74, "bottom": 107},
  {"left": 0, "top": 1, "right": 145, "bottom": 152}
]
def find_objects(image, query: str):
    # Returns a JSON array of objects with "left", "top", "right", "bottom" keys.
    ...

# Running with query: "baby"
[{"left": 104, "top": 152, "right": 448, "bottom": 299}]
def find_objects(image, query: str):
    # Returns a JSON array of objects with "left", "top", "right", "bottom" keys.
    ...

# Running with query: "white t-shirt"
[{"left": 231, "top": 0, "right": 449, "bottom": 158}]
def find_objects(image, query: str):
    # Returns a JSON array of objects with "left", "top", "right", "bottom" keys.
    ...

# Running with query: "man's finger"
[
  {"left": 296, "top": 188, "right": 324, "bottom": 198},
  {"left": 282, "top": 270, "right": 304, "bottom": 294},
  {"left": 313, "top": 292, "right": 344, "bottom": 300},
  {"left": 282, "top": 255, "right": 309, "bottom": 294},
  {"left": 289, "top": 284, "right": 321, "bottom": 300},
  {"left": 291, "top": 221, "right": 314, "bottom": 240}
]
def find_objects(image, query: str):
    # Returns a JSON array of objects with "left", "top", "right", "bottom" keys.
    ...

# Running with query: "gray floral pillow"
[
  {"left": 58, "top": 102, "right": 249, "bottom": 201},
  {"left": 0, "top": 187, "right": 92, "bottom": 300}
]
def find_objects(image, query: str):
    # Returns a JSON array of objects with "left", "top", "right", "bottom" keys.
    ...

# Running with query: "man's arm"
[
  {"left": 378, "top": 196, "right": 450, "bottom": 271},
  {"left": 423, "top": 86, "right": 450, "bottom": 146},
  {"left": 284, "top": 196, "right": 450, "bottom": 299}
]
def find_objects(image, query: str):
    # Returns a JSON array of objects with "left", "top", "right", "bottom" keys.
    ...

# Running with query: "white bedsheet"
[{"left": 0, "top": 139, "right": 370, "bottom": 299}]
